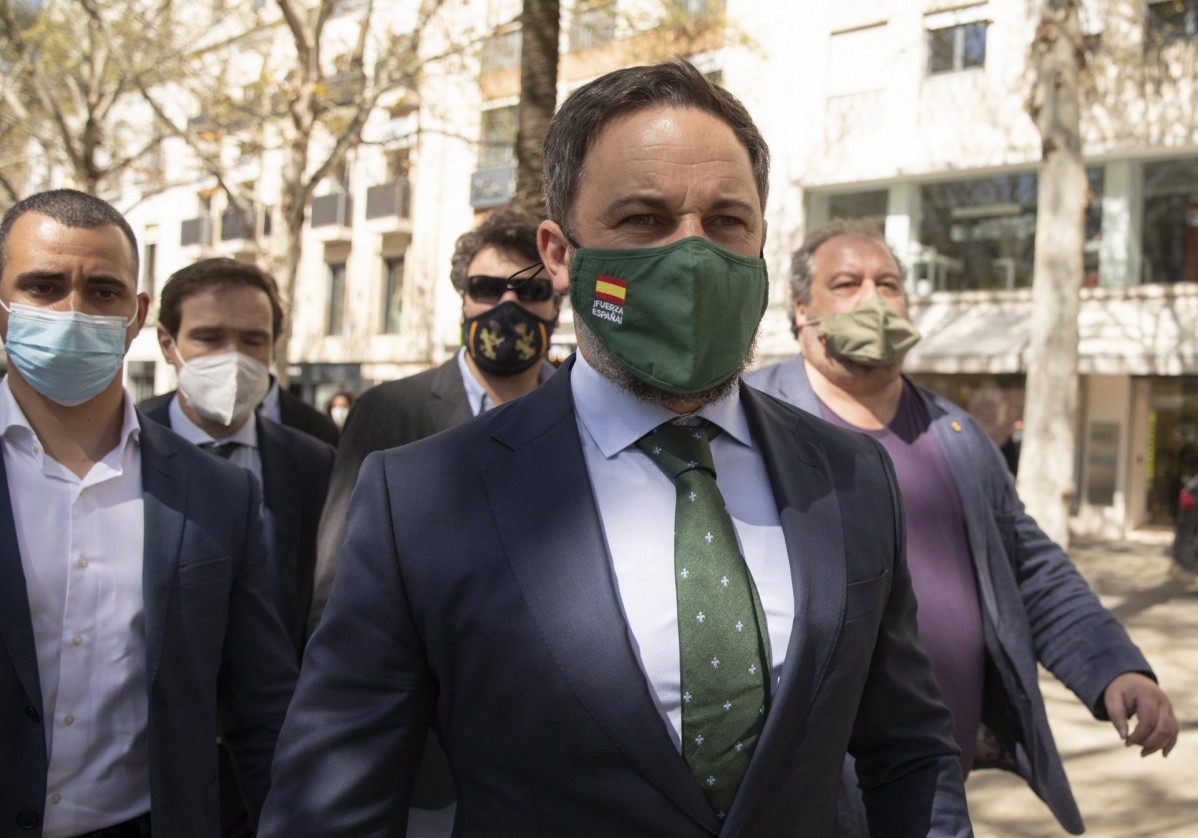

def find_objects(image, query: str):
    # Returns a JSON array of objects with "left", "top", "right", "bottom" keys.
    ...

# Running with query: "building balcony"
[
  {"left": 179, "top": 216, "right": 213, "bottom": 253},
  {"left": 363, "top": 180, "right": 413, "bottom": 233},
  {"left": 310, "top": 192, "right": 353, "bottom": 241}
]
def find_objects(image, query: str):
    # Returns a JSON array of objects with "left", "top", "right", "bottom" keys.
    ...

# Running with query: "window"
[
  {"left": 828, "top": 190, "right": 889, "bottom": 230},
  {"left": 569, "top": 1, "right": 617, "bottom": 52},
  {"left": 1142, "top": 156, "right": 1198, "bottom": 285},
  {"left": 381, "top": 256, "right": 404, "bottom": 334},
  {"left": 327, "top": 262, "right": 347, "bottom": 336},
  {"left": 919, "top": 173, "right": 1038, "bottom": 291},
  {"left": 479, "top": 105, "right": 518, "bottom": 169},
  {"left": 1146, "top": 0, "right": 1198, "bottom": 48},
  {"left": 141, "top": 241, "right": 157, "bottom": 298},
  {"left": 927, "top": 22, "right": 987, "bottom": 74},
  {"left": 917, "top": 169, "right": 1104, "bottom": 292},
  {"left": 481, "top": 28, "right": 522, "bottom": 74}
]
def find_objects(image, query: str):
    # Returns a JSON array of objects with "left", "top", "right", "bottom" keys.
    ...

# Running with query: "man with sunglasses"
[{"left": 307, "top": 207, "right": 557, "bottom": 832}]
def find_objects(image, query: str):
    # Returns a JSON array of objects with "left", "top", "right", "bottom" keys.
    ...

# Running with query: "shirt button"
[
  {"left": 77, "top": 557, "right": 88, "bottom": 569},
  {"left": 63, "top": 715, "right": 75, "bottom": 726},
  {"left": 31, "top": 443, "right": 40, "bottom": 454},
  {"left": 49, "top": 794, "right": 61, "bottom": 805},
  {"left": 71, "top": 635, "right": 83, "bottom": 647}
]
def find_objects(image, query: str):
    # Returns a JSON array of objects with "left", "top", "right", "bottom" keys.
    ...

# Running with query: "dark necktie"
[
  {"left": 634, "top": 419, "right": 771, "bottom": 819},
  {"left": 201, "top": 440, "right": 241, "bottom": 459}
]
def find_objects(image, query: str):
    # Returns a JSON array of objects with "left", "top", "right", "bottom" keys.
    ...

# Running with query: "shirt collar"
[
  {"left": 0, "top": 375, "right": 141, "bottom": 462},
  {"left": 168, "top": 394, "right": 258, "bottom": 449},
  {"left": 570, "top": 350, "right": 751, "bottom": 459},
  {"left": 258, "top": 376, "right": 281, "bottom": 422},
  {"left": 456, "top": 347, "right": 557, "bottom": 417},
  {"left": 457, "top": 347, "right": 489, "bottom": 416}
]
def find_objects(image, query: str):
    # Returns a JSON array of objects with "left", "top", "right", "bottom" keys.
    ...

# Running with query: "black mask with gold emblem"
[{"left": 462, "top": 300, "right": 556, "bottom": 377}]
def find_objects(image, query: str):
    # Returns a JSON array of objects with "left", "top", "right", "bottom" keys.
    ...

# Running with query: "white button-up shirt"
[
  {"left": 1, "top": 377, "right": 150, "bottom": 838},
  {"left": 569, "top": 352, "right": 794, "bottom": 750}
]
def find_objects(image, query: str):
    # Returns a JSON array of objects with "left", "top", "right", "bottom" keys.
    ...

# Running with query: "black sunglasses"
[{"left": 465, "top": 262, "right": 554, "bottom": 304}]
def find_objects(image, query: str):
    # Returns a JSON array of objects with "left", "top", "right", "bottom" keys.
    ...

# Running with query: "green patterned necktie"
[
  {"left": 202, "top": 440, "right": 241, "bottom": 459},
  {"left": 635, "top": 419, "right": 771, "bottom": 820}
]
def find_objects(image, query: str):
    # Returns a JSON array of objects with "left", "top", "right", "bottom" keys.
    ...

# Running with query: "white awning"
[{"left": 904, "top": 284, "right": 1198, "bottom": 376}]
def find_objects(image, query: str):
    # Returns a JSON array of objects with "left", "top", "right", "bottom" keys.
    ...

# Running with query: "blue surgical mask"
[{"left": 0, "top": 301, "right": 136, "bottom": 406}]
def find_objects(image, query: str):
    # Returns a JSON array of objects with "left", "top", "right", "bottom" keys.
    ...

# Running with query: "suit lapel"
[
  {"left": 138, "top": 418, "right": 186, "bottom": 693},
  {"left": 723, "top": 387, "right": 848, "bottom": 831},
  {"left": 426, "top": 357, "right": 474, "bottom": 430},
  {"left": 481, "top": 365, "right": 722, "bottom": 835},
  {"left": 0, "top": 455, "right": 43, "bottom": 714}
]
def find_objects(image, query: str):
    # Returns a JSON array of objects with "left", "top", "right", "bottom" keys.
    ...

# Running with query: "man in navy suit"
[
  {"left": 140, "top": 258, "right": 333, "bottom": 837},
  {"left": 260, "top": 62, "right": 970, "bottom": 837},
  {"left": 141, "top": 258, "right": 334, "bottom": 657},
  {"left": 0, "top": 190, "right": 297, "bottom": 838}
]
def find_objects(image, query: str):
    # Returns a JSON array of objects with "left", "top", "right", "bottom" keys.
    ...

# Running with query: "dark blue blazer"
[
  {"left": 748, "top": 356, "right": 1154, "bottom": 835},
  {"left": 259, "top": 356, "right": 971, "bottom": 837},
  {"left": 141, "top": 400, "right": 334, "bottom": 658},
  {"left": 0, "top": 415, "right": 299, "bottom": 838}
]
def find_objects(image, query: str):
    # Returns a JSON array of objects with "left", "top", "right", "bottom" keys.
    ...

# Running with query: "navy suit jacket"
[
  {"left": 309, "top": 360, "right": 474, "bottom": 633},
  {"left": 259, "top": 357, "right": 970, "bottom": 837},
  {"left": 0, "top": 415, "right": 298, "bottom": 838},
  {"left": 748, "top": 356, "right": 1154, "bottom": 834},
  {"left": 140, "top": 400, "right": 334, "bottom": 658}
]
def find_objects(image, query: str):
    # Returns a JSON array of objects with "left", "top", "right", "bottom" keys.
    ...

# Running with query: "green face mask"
[
  {"left": 809, "top": 295, "right": 921, "bottom": 367},
  {"left": 569, "top": 236, "right": 769, "bottom": 396}
]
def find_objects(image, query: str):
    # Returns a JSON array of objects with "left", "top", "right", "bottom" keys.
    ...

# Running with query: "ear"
[
  {"left": 136, "top": 292, "right": 150, "bottom": 331},
  {"left": 538, "top": 220, "right": 571, "bottom": 296},
  {"left": 793, "top": 299, "right": 808, "bottom": 329},
  {"left": 157, "top": 323, "right": 180, "bottom": 368}
]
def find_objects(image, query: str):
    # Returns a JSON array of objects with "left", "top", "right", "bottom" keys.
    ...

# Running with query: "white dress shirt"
[
  {"left": 570, "top": 352, "right": 794, "bottom": 750},
  {"left": 1, "top": 377, "right": 150, "bottom": 838},
  {"left": 168, "top": 394, "right": 262, "bottom": 484}
]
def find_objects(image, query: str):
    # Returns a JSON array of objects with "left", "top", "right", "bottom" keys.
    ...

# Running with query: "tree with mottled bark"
[
  {"left": 0, "top": 0, "right": 188, "bottom": 199},
  {"left": 513, "top": 0, "right": 559, "bottom": 219},
  {"left": 1019, "top": 0, "right": 1087, "bottom": 547}
]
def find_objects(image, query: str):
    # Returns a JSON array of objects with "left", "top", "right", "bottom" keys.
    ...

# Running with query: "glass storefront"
[
  {"left": 915, "top": 168, "right": 1104, "bottom": 293},
  {"left": 1144, "top": 376, "right": 1198, "bottom": 526},
  {"left": 1142, "top": 156, "right": 1198, "bottom": 285}
]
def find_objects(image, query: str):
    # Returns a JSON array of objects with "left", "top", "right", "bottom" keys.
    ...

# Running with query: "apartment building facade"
[{"left": 4, "top": 0, "right": 1195, "bottom": 534}]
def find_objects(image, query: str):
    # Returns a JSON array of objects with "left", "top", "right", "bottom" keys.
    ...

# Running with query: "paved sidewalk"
[{"left": 967, "top": 535, "right": 1198, "bottom": 837}]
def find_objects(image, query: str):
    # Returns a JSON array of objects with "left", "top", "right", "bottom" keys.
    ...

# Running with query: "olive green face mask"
[
  {"left": 808, "top": 295, "right": 921, "bottom": 367},
  {"left": 569, "top": 236, "right": 769, "bottom": 396}
]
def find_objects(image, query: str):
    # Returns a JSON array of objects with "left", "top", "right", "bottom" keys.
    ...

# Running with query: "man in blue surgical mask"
[{"left": 0, "top": 189, "right": 297, "bottom": 838}]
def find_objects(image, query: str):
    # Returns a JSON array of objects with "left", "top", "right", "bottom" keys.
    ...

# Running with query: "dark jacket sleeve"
[
  {"left": 260, "top": 453, "right": 433, "bottom": 836},
  {"left": 219, "top": 471, "right": 301, "bottom": 826}
]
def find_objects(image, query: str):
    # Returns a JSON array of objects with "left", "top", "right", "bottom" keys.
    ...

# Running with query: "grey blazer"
[
  {"left": 0, "top": 416, "right": 298, "bottom": 838},
  {"left": 747, "top": 356, "right": 1154, "bottom": 835}
]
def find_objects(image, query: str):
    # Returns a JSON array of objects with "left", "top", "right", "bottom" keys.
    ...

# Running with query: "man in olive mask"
[
  {"left": 748, "top": 219, "right": 1177, "bottom": 835},
  {"left": 261, "top": 62, "right": 969, "bottom": 837}
]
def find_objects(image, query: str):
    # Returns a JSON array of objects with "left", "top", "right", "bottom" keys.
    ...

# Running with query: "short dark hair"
[
  {"left": 0, "top": 189, "right": 140, "bottom": 278},
  {"left": 159, "top": 258, "right": 285, "bottom": 341},
  {"left": 789, "top": 218, "right": 908, "bottom": 337},
  {"left": 449, "top": 207, "right": 542, "bottom": 295},
  {"left": 543, "top": 60, "right": 770, "bottom": 228}
]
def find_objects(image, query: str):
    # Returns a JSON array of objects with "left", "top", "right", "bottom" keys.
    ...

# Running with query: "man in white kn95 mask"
[{"left": 143, "top": 257, "right": 334, "bottom": 837}]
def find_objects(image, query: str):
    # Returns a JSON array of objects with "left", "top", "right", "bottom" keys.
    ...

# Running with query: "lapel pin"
[{"left": 951, "top": 421, "right": 962, "bottom": 433}]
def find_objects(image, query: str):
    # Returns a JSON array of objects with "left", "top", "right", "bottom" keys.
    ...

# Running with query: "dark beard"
[{"left": 574, "top": 317, "right": 756, "bottom": 409}]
